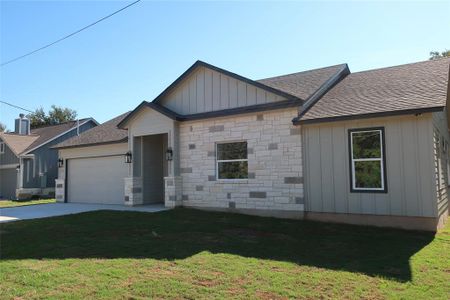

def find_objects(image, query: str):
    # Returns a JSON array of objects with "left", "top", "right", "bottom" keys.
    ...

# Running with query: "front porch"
[{"left": 121, "top": 106, "right": 182, "bottom": 208}]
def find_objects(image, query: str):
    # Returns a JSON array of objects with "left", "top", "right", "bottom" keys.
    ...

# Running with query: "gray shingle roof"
[
  {"left": 298, "top": 58, "right": 450, "bottom": 123},
  {"left": 55, "top": 112, "right": 129, "bottom": 149},
  {"left": 25, "top": 118, "right": 93, "bottom": 152},
  {"left": 257, "top": 64, "right": 348, "bottom": 100},
  {"left": 0, "top": 118, "right": 94, "bottom": 155}
]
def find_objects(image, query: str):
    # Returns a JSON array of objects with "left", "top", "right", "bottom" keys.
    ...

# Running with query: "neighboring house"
[
  {"left": 0, "top": 114, "right": 97, "bottom": 199},
  {"left": 54, "top": 58, "right": 450, "bottom": 231}
]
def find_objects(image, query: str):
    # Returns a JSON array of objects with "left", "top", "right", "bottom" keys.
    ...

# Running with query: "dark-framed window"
[
  {"left": 348, "top": 127, "right": 387, "bottom": 193},
  {"left": 0, "top": 142, "right": 4, "bottom": 154},
  {"left": 216, "top": 141, "right": 248, "bottom": 180}
]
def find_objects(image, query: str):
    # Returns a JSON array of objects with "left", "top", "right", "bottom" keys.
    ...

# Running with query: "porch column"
[
  {"left": 164, "top": 176, "right": 182, "bottom": 208},
  {"left": 124, "top": 177, "right": 143, "bottom": 206}
]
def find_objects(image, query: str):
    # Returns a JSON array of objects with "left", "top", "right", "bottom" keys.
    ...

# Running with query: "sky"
[{"left": 1, "top": 0, "right": 449, "bottom": 130}]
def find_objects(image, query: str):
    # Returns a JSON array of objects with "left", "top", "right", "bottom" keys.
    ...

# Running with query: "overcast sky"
[{"left": 1, "top": 1, "right": 449, "bottom": 130}]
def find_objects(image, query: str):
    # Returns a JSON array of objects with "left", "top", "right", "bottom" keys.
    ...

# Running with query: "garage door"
[
  {"left": 0, "top": 168, "right": 17, "bottom": 200},
  {"left": 67, "top": 156, "right": 128, "bottom": 204}
]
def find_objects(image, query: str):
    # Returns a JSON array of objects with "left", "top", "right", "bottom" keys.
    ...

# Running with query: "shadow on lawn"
[{"left": 0, "top": 208, "right": 435, "bottom": 282}]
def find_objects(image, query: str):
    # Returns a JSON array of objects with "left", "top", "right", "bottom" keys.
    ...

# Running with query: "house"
[
  {"left": 54, "top": 58, "right": 450, "bottom": 231},
  {"left": 0, "top": 114, "right": 97, "bottom": 199}
]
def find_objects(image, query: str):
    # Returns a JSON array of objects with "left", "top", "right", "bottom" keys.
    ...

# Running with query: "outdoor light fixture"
[
  {"left": 166, "top": 148, "right": 173, "bottom": 161},
  {"left": 125, "top": 151, "right": 132, "bottom": 163},
  {"left": 58, "top": 158, "right": 64, "bottom": 168},
  {"left": 16, "top": 165, "right": 20, "bottom": 171}
]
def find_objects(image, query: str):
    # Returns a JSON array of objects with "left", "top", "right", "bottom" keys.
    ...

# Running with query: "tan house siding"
[
  {"left": 178, "top": 107, "right": 304, "bottom": 214},
  {"left": 302, "top": 113, "right": 437, "bottom": 218},
  {"left": 160, "top": 66, "right": 287, "bottom": 115}
]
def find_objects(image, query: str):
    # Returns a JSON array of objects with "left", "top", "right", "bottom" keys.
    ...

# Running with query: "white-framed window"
[
  {"left": 349, "top": 127, "right": 387, "bottom": 193},
  {"left": 216, "top": 141, "right": 248, "bottom": 180},
  {"left": 0, "top": 142, "right": 5, "bottom": 154}
]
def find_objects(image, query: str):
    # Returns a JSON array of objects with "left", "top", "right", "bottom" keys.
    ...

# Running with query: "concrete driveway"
[{"left": 0, "top": 203, "right": 168, "bottom": 223}]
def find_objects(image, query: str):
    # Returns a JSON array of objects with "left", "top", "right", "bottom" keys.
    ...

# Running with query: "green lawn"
[
  {"left": 0, "top": 198, "right": 55, "bottom": 208},
  {"left": 0, "top": 208, "right": 449, "bottom": 299}
]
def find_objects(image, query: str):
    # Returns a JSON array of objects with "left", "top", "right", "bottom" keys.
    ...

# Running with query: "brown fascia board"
[
  {"left": 296, "top": 106, "right": 445, "bottom": 125},
  {"left": 152, "top": 60, "right": 303, "bottom": 104},
  {"left": 292, "top": 64, "right": 350, "bottom": 124}
]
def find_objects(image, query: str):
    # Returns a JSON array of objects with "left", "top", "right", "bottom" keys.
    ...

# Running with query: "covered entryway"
[
  {"left": 0, "top": 168, "right": 18, "bottom": 199},
  {"left": 140, "top": 134, "right": 167, "bottom": 204},
  {"left": 67, "top": 156, "right": 128, "bottom": 204}
]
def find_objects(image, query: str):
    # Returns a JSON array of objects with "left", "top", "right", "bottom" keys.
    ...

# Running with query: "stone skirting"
[
  {"left": 164, "top": 176, "right": 182, "bottom": 208},
  {"left": 55, "top": 179, "right": 65, "bottom": 202},
  {"left": 16, "top": 187, "right": 55, "bottom": 200},
  {"left": 124, "top": 177, "right": 143, "bottom": 206}
]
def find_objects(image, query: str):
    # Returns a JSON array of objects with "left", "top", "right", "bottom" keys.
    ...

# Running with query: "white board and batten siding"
[
  {"left": 302, "top": 113, "right": 438, "bottom": 218},
  {"left": 159, "top": 66, "right": 287, "bottom": 115}
]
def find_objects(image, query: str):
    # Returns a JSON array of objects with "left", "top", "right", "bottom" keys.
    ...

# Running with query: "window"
[
  {"left": 0, "top": 142, "right": 4, "bottom": 154},
  {"left": 349, "top": 128, "right": 387, "bottom": 192},
  {"left": 216, "top": 141, "right": 248, "bottom": 179}
]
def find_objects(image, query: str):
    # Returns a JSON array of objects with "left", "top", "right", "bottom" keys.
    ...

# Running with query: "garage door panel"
[{"left": 67, "top": 156, "right": 128, "bottom": 204}]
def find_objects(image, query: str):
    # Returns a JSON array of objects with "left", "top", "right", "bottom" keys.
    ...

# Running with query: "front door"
[{"left": 142, "top": 134, "right": 165, "bottom": 204}]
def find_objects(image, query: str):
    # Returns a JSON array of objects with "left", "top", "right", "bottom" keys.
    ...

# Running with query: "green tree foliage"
[
  {"left": 28, "top": 105, "right": 77, "bottom": 128},
  {"left": 429, "top": 50, "right": 450, "bottom": 60},
  {"left": 0, "top": 122, "right": 6, "bottom": 132}
]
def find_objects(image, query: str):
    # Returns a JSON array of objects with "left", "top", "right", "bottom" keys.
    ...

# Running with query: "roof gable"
[
  {"left": 154, "top": 61, "right": 302, "bottom": 115},
  {"left": 0, "top": 133, "right": 39, "bottom": 156}
]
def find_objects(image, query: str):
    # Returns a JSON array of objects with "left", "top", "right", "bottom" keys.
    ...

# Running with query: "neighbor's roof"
[
  {"left": 24, "top": 118, "right": 93, "bottom": 152},
  {"left": 0, "top": 118, "right": 95, "bottom": 156},
  {"left": 296, "top": 58, "right": 450, "bottom": 124},
  {"left": 257, "top": 64, "right": 348, "bottom": 101},
  {"left": 54, "top": 112, "right": 130, "bottom": 149},
  {"left": 0, "top": 132, "right": 39, "bottom": 156}
]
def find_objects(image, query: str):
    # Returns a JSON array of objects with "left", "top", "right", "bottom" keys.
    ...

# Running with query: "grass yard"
[
  {"left": 0, "top": 208, "right": 449, "bottom": 299},
  {"left": 0, "top": 198, "right": 55, "bottom": 208}
]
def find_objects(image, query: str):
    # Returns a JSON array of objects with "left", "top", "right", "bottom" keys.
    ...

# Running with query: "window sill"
[{"left": 217, "top": 179, "right": 249, "bottom": 184}]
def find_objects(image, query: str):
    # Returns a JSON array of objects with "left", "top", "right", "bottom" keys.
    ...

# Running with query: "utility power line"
[
  {"left": 1, "top": 0, "right": 141, "bottom": 67},
  {"left": 0, "top": 100, "right": 34, "bottom": 113}
]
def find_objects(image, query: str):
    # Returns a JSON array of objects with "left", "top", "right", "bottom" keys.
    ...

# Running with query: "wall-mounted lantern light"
[
  {"left": 166, "top": 148, "right": 173, "bottom": 161},
  {"left": 125, "top": 151, "right": 132, "bottom": 164},
  {"left": 16, "top": 165, "right": 20, "bottom": 172},
  {"left": 58, "top": 158, "right": 64, "bottom": 168}
]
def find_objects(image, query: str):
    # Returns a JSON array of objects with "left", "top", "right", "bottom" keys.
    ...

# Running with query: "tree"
[
  {"left": 0, "top": 122, "right": 6, "bottom": 132},
  {"left": 28, "top": 105, "right": 77, "bottom": 128},
  {"left": 429, "top": 50, "right": 450, "bottom": 60}
]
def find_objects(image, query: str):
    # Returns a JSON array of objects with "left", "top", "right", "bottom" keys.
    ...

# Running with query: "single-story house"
[
  {"left": 54, "top": 58, "right": 450, "bottom": 231},
  {"left": 0, "top": 114, "right": 97, "bottom": 199}
]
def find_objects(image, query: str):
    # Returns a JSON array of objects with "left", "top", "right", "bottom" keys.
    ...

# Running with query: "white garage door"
[{"left": 67, "top": 156, "right": 128, "bottom": 204}]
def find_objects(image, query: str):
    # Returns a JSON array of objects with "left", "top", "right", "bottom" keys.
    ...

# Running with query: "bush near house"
[{"left": 0, "top": 208, "right": 449, "bottom": 299}]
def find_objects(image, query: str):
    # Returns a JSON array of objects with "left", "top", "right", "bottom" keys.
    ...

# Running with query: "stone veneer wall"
[
  {"left": 124, "top": 177, "right": 143, "bottom": 206},
  {"left": 178, "top": 107, "right": 304, "bottom": 213}
]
